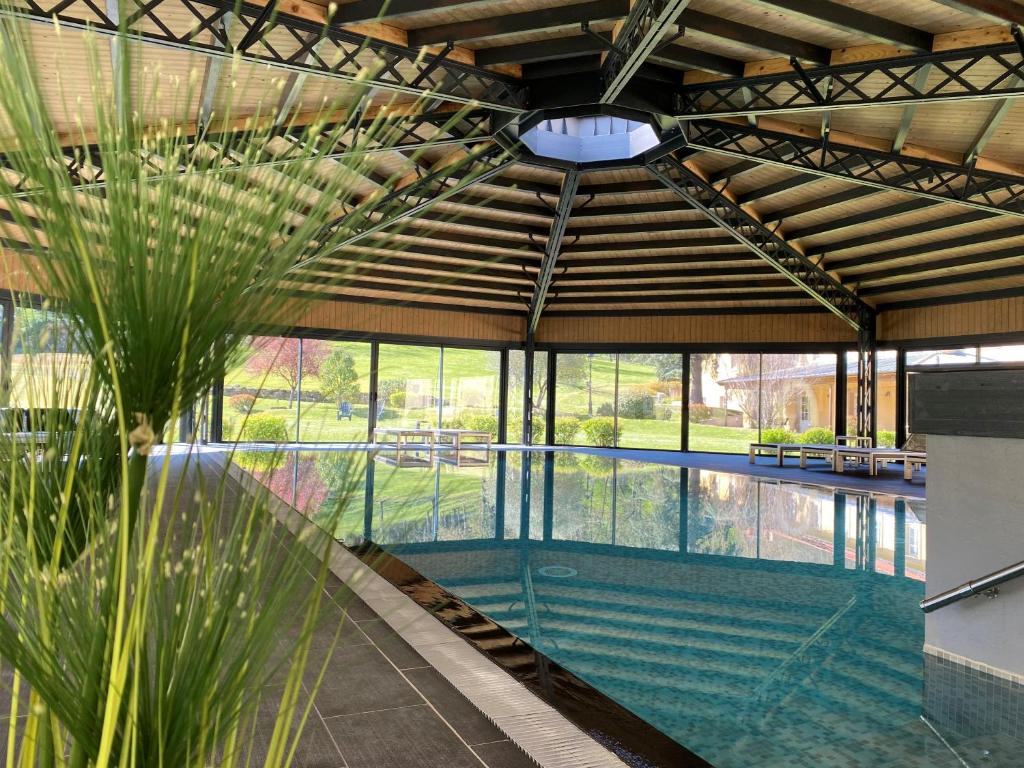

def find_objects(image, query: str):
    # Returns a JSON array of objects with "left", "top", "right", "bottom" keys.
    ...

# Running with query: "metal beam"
[
  {"left": 0, "top": 109, "right": 494, "bottom": 199},
  {"left": 301, "top": 144, "right": 517, "bottom": 271},
  {"left": 676, "top": 9, "right": 829, "bottom": 64},
  {"left": 647, "top": 155, "right": 874, "bottom": 331},
  {"left": 333, "top": 0, "right": 480, "bottom": 24},
  {"left": 746, "top": 0, "right": 932, "bottom": 50},
  {"left": 675, "top": 40, "right": 1024, "bottom": 118},
  {"left": 528, "top": 170, "right": 582, "bottom": 333},
  {"left": 409, "top": 0, "right": 628, "bottom": 46},
  {"left": 686, "top": 119, "right": 1024, "bottom": 218},
  {"left": 601, "top": 0, "right": 692, "bottom": 103},
  {"left": 3, "top": 0, "right": 526, "bottom": 112}
]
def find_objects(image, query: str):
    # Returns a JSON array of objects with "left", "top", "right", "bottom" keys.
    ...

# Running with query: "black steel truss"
[
  {"left": 675, "top": 37, "right": 1024, "bottom": 117},
  {"left": 3, "top": 0, "right": 526, "bottom": 112},
  {"left": 646, "top": 155, "right": 874, "bottom": 332},
  {"left": 601, "top": 0, "right": 691, "bottom": 103},
  {"left": 686, "top": 119, "right": 1024, "bottom": 218},
  {"left": 528, "top": 170, "right": 581, "bottom": 333},
  {"left": 298, "top": 144, "right": 517, "bottom": 273},
  {"left": 0, "top": 109, "right": 493, "bottom": 199}
]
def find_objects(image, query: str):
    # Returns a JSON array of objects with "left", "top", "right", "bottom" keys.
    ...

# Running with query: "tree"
[
  {"left": 320, "top": 350, "right": 359, "bottom": 408},
  {"left": 245, "top": 337, "right": 328, "bottom": 407}
]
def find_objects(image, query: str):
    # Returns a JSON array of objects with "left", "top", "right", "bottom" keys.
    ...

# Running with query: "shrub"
[
  {"left": 877, "top": 430, "right": 897, "bottom": 448},
  {"left": 228, "top": 393, "right": 255, "bottom": 414},
  {"left": 553, "top": 416, "right": 581, "bottom": 444},
  {"left": 239, "top": 413, "right": 289, "bottom": 443},
  {"left": 596, "top": 401, "right": 614, "bottom": 417},
  {"left": 689, "top": 403, "right": 712, "bottom": 423},
  {"left": 618, "top": 389, "right": 655, "bottom": 420},
  {"left": 467, "top": 414, "right": 498, "bottom": 436},
  {"left": 798, "top": 427, "right": 835, "bottom": 445},
  {"left": 654, "top": 402, "right": 675, "bottom": 421},
  {"left": 761, "top": 427, "right": 796, "bottom": 444},
  {"left": 581, "top": 416, "right": 620, "bottom": 447},
  {"left": 531, "top": 420, "right": 546, "bottom": 444},
  {"left": 387, "top": 390, "right": 406, "bottom": 409}
]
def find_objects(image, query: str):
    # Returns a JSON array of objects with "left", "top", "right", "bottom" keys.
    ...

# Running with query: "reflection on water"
[
  {"left": 247, "top": 449, "right": 926, "bottom": 581},
  {"left": 243, "top": 448, "right": 931, "bottom": 768}
]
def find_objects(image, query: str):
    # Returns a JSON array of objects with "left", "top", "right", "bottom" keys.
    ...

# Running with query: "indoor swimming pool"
[{"left": 236, "top": 447, "right": 1001, "bottom": 768}]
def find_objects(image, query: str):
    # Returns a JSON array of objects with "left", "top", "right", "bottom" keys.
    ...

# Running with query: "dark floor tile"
[
  {"left": 323, "top": 582, "right": 378, "bottom": 622},
  {"left": 356, "top": 619, "right": 427, "bottom": 670},
  {"left": 238, "top": 686, "right": 345, "bottom": 768},
  {"left": 403, "top": 667, "right": 505, "bottom": 746},
  {"left": 307, "top": 643, "right": 423, "bottom": 717},
  {"left": 471, "top": 740, "right": 538, "bottom": 768},
  {"left": 327, "top": 704, "right": 484, "bottom": 768}
]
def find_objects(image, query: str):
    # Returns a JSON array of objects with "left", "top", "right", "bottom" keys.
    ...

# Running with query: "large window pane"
[
  {"left": 981, "top": 344, "right": 1024, "bottom": 362},
  {"left": 688, "top": 353, "right": 759, "bottom": 454},
  {"left": 298, "top": 340, "right": 372, "bottom": 442},
  {"left": 875, "top": 350, "right": 897, "bottom": 446},
  {"left": 441, "top": 348, "right": 500, "bottom": 438},
  {"left": 760, "top": 353, "right": 837, "bottom": 441},
  {"left": 617, "top": 353, "right": 682, "bottom": 450},
  {"left": 223, "top": 335, "right": 297, "bottom": 442},
  {"left": 553, "top": 352, "right": 616, "bottom": 446},
  {"left": 376, "top": 344, "right": 441, "bottom": 429},
  {"left": 531, "top": 352, "right": 547, "bottom": 444},
  {"left": 10, "top": 306, "right": 90, "bottom": 413},
  {"left": 507, "top": 350, "right": 525, "bottom": 443}
]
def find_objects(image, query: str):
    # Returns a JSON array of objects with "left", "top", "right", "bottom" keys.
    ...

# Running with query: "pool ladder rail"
[{"left": 920, "top": 558, "right": 1024, "bottom": 613}]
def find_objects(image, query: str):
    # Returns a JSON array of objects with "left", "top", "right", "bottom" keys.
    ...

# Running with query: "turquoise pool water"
[{"left": 242, "top": 448, "right": 968, "bottom": 767}]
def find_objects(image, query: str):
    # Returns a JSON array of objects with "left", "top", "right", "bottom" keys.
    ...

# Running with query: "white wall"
[{"left": 925, "top": 434, "right": 1024, "bottom": 675}]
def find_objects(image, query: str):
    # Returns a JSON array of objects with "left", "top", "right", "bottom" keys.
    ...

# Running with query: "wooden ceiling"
[{"left": 6, "top": 0, "right": 1024, "bottom": 327}]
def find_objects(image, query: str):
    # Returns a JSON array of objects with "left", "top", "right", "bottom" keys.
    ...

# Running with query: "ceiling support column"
[{"left": 528, "top": 169, "right": 582, "bottom": 334}]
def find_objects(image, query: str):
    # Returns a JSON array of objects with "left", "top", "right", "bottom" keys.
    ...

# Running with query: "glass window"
[
  {"left": 507, "top": 349, "right": 525, "bottom": 443},
  {"left": 223, "top": 335, "right": 298, "bottom": 442},
  {"left": 10, "top": 305, "right": 88, "bottom": 411},
  {"left": 441, "top": 348, "right": 500, "bottom": 438},
  {"left": 617, "top": 353, "right": 682, "bottom": 450},
  {"left": 531, "top": 352, "right": 548, "bottom": 445},
  {"left": 980, "top": 344, "right": 1024, "bottom": 363},
  {"left": 553, "top": 352, "right": 616, "bottom": 446},
  {"left": 298, "top": 340, "right": 371, "bottom": 443},
  {"left": 376, "top": 344, "right": 441, "bottom": 430},
  {"left": 688, "top": 353, "right": 759, "bottom": 454},
  {"left": 874, "top": 350, "right": 897, "bottom": 446},
  {"left": 760, "top": 353, "right": 837, "bottom": 441}
]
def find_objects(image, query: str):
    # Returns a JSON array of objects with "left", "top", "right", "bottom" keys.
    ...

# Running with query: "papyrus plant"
[{"left": 0, "top": 3, "right": 487, "bottom": 764}]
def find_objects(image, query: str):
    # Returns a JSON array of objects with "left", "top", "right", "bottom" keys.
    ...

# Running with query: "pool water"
[{"left": 240, "top": 448, "right": 992, "bottom": 768}]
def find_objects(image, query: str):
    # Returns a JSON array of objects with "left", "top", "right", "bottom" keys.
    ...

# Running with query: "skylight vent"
[{"left": 521, "top": 115, "right": 660, "bottom": 163}]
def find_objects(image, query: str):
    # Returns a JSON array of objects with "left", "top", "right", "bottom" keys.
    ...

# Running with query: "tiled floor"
[{"left": 259, "top": 565, "right": 538, "bottom": 768}]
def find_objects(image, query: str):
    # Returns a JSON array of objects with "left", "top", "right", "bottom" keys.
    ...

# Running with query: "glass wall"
[
  {"left": 531, "top": 352, "right": 548, "bottom": 444},
  {"left": 223, "top": 335, "right": 299, "bottom": 441},
  {"left": 298, "top": 341, "right": 372, "bottom": 442},
  {"left": 440, "top": 348, "right": 500, "bottom": 438},
  {"left": 376, "top": 344, "right": 441, "bottom": 430},
  {"left": 552, "top": 352, "right": 616, "bottom": 446},
  {"left": 9, "top": 305, "right": 89, "bottom": 410},
  {"left": 617, "top": 353, "right": 683, "bottom": 450},
  {"left": 507, "top": 350, "right": 525, "bottom": 443}
]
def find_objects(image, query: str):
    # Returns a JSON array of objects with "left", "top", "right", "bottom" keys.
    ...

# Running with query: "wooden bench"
[
  {"left": 871, "top": 451, "right": 927, "bottom": 480},
  {"left": 749, "top": 436, "right": 870, "bottom": 467}
]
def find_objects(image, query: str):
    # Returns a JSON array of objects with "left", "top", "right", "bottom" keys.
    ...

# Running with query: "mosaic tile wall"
[{"left": 924, "top": 647, "right": 1024, "bottom": 741}]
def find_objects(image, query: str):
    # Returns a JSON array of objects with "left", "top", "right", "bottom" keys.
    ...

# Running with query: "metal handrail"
[{"left": 920, "top": 559, "right": 1024, "bottom": 613}]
